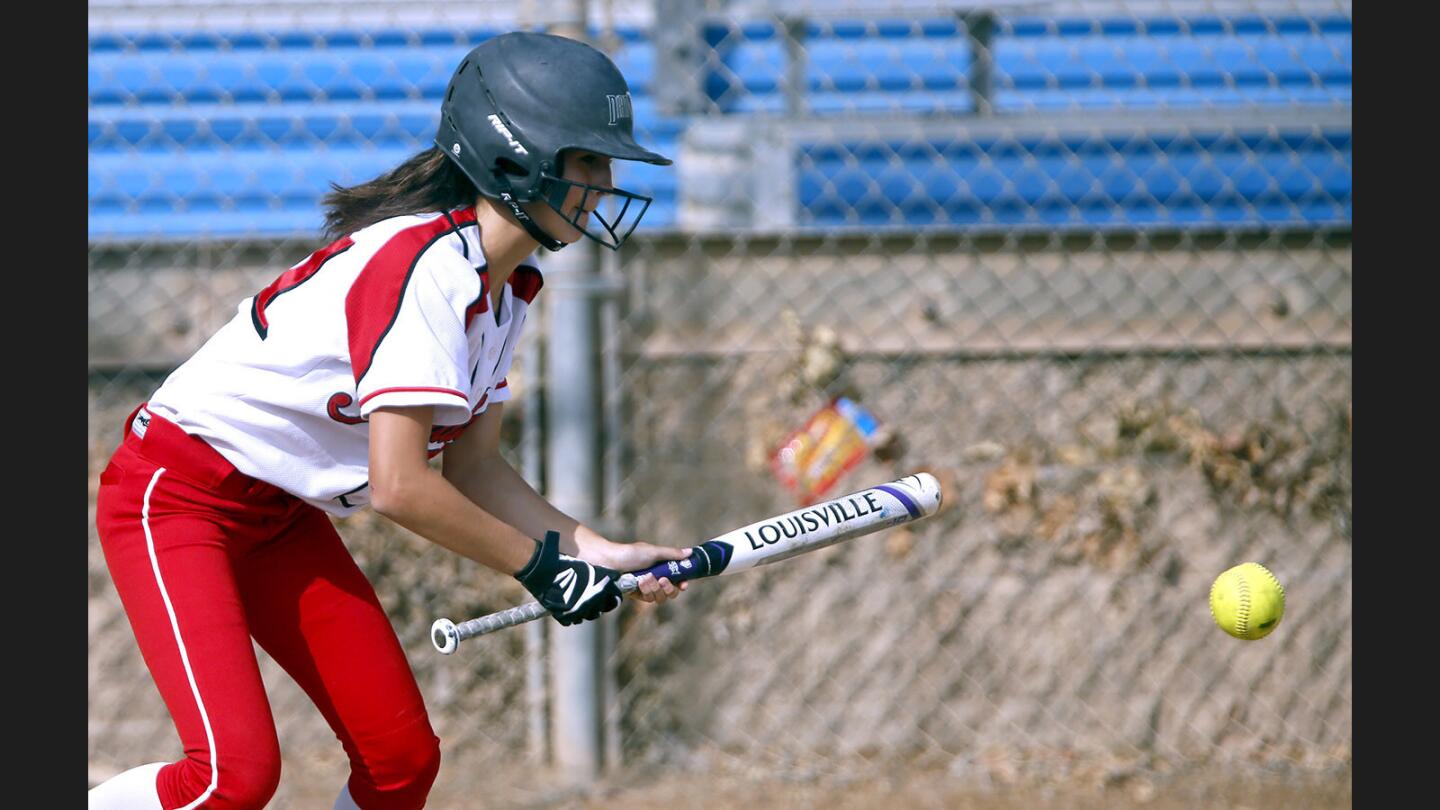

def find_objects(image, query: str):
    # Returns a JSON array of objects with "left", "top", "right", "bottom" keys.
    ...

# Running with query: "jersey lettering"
[{"left": 327, "top": 392, "right": 365, "bottom": 425}]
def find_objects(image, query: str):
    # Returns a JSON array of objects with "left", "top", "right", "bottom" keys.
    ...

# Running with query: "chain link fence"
[{"left": 90, "top": 0, "right": 1350, "bottom": 805}]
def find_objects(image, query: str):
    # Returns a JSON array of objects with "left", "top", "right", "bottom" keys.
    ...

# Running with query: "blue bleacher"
[
  {"left": 88, "top": 15, "right": 1351, "bottom": 241},
  {"left": 702, "top": 15, "right": 1351, "bottom": 114},
  {"left": 88, "top": 29, "right": 679, "bottom": 239},
  {"left": 994, "top": 27, "right": 1351, "bottom": 111},
  {"left": 797, "top": 129, "right": 1351, "bottom": 230}
]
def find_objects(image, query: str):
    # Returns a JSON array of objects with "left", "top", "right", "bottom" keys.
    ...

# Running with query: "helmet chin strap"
[{"left": 490, "top": 170, "right": 568, "bottom": 252}]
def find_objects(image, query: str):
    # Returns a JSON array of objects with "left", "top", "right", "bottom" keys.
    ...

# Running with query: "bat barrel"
[
  {"left": 717, "top": 471, "right": 943, "bottom": 574},
  {"left": 888, "top": 472, "right": 943, "bottom": 517}
]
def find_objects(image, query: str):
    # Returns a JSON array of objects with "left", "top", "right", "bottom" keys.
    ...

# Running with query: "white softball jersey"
[{"left": 144, "top": 206, "right": 541, "bottom": 516}]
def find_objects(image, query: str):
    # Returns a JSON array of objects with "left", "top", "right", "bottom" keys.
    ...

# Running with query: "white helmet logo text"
[
  {"left": 607, "top": 94, "right": 632, "bottom": 126},
  {"left": 487, "top": 115, "right": 529, "bottom": 155}
]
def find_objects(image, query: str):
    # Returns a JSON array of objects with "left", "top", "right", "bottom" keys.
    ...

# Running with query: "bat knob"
[{"left": 431, "top": 619, "right": 460, "bottom": 655}]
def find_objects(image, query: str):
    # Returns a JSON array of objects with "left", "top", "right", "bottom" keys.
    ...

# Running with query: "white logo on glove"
[
  {"left": 556, "top": 567, "right": 578, "bottom": 605},
  {"left": 555, "top": 561, "right": 612, "bottom": 616}
]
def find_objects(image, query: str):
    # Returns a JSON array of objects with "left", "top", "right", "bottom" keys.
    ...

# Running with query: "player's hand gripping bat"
[{"left": 431, "top": 472, "right": 943, "bottom": 654}]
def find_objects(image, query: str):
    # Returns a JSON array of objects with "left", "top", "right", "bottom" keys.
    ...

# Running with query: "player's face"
[{"left": 531, "top": 150, "right": 613, "bottom": 244}]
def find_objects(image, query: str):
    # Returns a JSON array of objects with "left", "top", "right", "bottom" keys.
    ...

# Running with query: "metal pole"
[
  {"left": 598, "top": 245, "right": 625, "bottom": 772},
  {"left": 963, "top": 10, "right": 997, "bottom": 117},
  {"left": 544, "top": 9, "right": 604, "bottom": 785},
  {"left": 782, "top": 15, "right": 809, "bottom": 118},
  {"left": 521, "top": 312, "right": 548, "bottom": 767},
  {"left": 652, "top": 0, "right": 709, "bottom": 116},
  {"left": 545, "top": 239, "right": 605, "bottom": 783}
]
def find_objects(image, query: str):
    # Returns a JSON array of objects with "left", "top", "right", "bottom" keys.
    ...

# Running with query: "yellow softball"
[{"left": 1209, "top": 563, "right": 1286, "bottom": 640}]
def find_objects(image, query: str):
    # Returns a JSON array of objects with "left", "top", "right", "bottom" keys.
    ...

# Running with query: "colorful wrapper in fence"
[
  {"left": 90, "top": 0, "right": 1350, "bottom": 803},
  {"left": 771, "top": 396, "right": 887, "bottom": 504}
]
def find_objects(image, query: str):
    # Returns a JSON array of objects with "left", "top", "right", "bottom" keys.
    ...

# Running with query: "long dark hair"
[{"left": 320, "top": 147, "right": 480, "bottom": 241}]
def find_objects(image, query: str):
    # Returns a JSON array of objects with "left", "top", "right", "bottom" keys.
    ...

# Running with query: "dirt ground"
[
  {"left": 268, "top": 760, "right": 1350, "bottom": 809},
  {"left": 525, "top": 770, "right": 1349, "bottom": 810}
]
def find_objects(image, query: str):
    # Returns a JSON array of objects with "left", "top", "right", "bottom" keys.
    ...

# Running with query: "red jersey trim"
[
  {"left": 348, "top": 208, "right": 478, "bottom": 385},
  {"left": 358, "top": 386, "right": 469, "bottom": 408},
  {"left": 509, "top": 265, "right": 544, "bottom": 303},
  {"left": 462, "top": 269, "right": 492, "bottom": 332},
  {"left": 252, "top": 236, "right": 354, "bottom": 339}
]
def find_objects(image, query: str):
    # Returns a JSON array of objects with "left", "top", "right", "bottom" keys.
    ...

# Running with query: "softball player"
[{"left": 90, "top": 32, "right": 685, "bottom": 810}]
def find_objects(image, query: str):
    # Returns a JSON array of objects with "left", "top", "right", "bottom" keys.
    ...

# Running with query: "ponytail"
[{"left": 320, "top": 148, "right": 480, "bottom": 241}]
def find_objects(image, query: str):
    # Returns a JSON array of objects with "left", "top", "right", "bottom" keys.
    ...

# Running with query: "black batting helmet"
[{"left": 435, "top": 31, "right": 672, "bottom": 251}]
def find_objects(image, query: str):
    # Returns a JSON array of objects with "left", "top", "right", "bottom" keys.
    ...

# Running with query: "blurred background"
[{"left": 88, "top": 0, "right": 1351, "bottom": 806}]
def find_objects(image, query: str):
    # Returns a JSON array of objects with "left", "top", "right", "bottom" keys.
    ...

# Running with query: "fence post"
[
  {"left": 653, "top": 0, "right": 710, "bottom": 115},
  {"left": 544, "top": 237, "right": 605, "bottom": 784},
  {"left": 521, "top": 322, "right": 549, "bottom": 767},
  {"left": 544, "top": 7, "right": 606, "bottom": 788},
  {"left": 782, "top": 15, "right": 809, "bottom": 117},
  {"left": 963, "top": 10, "right": 997, "bottom": 116}
]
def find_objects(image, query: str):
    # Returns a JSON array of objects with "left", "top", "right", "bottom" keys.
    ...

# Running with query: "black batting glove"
[{"left": 514, "top": 530, "right": 623, "bottom": 626}]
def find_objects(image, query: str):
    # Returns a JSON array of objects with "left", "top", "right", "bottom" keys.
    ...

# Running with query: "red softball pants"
[{"left": 95, "top": 406, "right": 441, "bottom": 809}]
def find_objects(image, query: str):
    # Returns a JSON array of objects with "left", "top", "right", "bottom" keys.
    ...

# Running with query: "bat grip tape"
[{"left": 623, "top": 540, "right": 732, "bottom": 586}]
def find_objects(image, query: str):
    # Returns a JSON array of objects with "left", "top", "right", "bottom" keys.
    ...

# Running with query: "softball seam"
[
  {"left": 1260, "top": 566, "right": 1286, "bottom": 600},
  {"left": 1234, "top": 571, "right": 1251, "bottom": 638},
  {"left": 1255, "top": 565, "right": 1285, "bottom": 635}
]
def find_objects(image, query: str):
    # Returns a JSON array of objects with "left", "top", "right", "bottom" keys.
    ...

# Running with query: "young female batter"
[{"left": 90, "top": 32, "right": 685, "bottom": 809}]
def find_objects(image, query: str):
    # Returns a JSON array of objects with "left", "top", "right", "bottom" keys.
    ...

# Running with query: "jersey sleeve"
[{"left": 348, "top": 248, "right": 479, "bottom": 426}]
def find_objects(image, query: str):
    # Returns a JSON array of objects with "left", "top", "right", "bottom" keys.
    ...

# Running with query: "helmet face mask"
[
  {"left": 539, "top": 170, "right": 654, "bottom": 251},
  {"left": 435, "top": 32, "right": 672, "bottom": 251}
]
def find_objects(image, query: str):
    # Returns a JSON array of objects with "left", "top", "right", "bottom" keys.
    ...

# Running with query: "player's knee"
[
  {"left": 380, "top": 730, "right": 441, "bottom": 807},
  {"left": 350, "top": 724, "right": 442, "bottom": 809},
  {"left": 167, "top": 750, "right": 281, "bottom": 810},
  {"left": 224, "top": 759, "right": 282, "bottom": 810}
]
